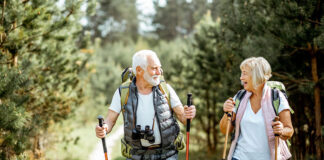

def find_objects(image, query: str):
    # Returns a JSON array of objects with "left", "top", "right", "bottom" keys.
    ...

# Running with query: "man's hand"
[
  {"left": 95, "top": 123, "right": 108, "bottom": 138},
  {"left": 184, "top": 105, "right": 196, "bottom": 119}
]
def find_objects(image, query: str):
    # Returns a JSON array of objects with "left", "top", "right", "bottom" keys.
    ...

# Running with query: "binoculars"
[{"left": 132, "top": 125, "right": 155, "bottom": 144}]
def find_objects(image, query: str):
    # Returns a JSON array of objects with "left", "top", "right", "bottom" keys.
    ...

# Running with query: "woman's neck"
[{"left": 251, "top": 83, "right": 265, "bottom": 98}]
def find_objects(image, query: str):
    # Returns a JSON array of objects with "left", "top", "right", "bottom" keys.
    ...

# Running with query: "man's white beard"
[{"left": 143, "top": 71, "right": 160, "bottom": 86}]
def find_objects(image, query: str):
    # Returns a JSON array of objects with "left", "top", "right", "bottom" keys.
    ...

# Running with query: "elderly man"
[{"left": 95, "top": 50, "right": 196, "bottom": 160}]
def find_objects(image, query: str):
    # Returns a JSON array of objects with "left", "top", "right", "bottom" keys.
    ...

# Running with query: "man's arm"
[
  {"left": 96, "top": 109, "right": 120, "bottom": 138},
  {"left": 172, "top": 105, "right": 196, "bottom": 125}
]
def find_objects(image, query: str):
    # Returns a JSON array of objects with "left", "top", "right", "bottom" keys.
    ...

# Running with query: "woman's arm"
[
  {"left": 272, "top": 110, "right": 294, "bottom": 140},
  {"left": 219, "top": 97, "right": 236, "bottom": 135},
  {"left": 219, "top": 113, "right": 236, "bottom": 135}
]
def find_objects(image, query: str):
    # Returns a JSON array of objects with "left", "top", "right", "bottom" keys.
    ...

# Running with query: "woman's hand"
[
  {"left": 223, "top": 97, "right": 235, "bottom": 113},
  {"left": 272, "top": 119, "right": 284, "bottom": 136}
]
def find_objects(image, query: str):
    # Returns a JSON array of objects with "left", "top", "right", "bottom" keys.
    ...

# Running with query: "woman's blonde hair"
[{"left": 240, "top": 57, "right": 272, "bottom": 89}]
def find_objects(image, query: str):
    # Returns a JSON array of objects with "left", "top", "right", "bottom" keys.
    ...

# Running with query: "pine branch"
[
  {"left": 7, "top": 23, "right": 24, "bottom": 34},
  {"left": 65, "top": 8, "right": 74, "bottom": 20},
  {"left": 268, "top": 31, "right": 309, "bottom": 51},
  {"left": 306, "top": 18, "right": 323, "bottom": 25},
  {"left": 24, "top": 8, "right": 75, "bottom": 42},
  {"left": 7, "top": 5, "right": 74, "bottom": 36},
  {"left": 0, "top": 61, "right": 11, "bottom": 65},
  {"left": 272, "top": 72, "right": 311, "bottom": 85},
  {"left": 285, "top": 48, "right": 299, "bottom": 56}
]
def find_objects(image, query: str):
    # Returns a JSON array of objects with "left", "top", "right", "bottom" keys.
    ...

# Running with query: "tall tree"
[
  {"left": 152, "top": 0, "right": 212, "bottom": 40},
  {"left": 0, "top": 0, "right": 92, "bottom": 159},
  {"left": 85, "top": 0, "right": 139, "bottom": 43}
]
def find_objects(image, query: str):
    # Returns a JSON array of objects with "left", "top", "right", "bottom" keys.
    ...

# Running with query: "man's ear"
[{"left": 136, "top": 66, "right": 144, "bottom": 75}]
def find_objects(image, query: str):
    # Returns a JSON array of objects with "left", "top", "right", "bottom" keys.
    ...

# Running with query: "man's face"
[{"left": 143, "top": 55, "right": 161, "bottom": 86}]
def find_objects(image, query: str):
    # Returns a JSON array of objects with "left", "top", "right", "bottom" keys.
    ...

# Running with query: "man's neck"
[{"left": 136, "top": 77, "right": 153, "bottom": 95}]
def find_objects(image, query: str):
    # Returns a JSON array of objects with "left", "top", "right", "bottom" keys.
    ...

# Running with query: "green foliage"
[
  {"left": 166, "top": 13, "right": 244, "bottom": 152},
  {"left": 85, "top": 0, "right": 139, "bottom": 43},
  {"left": 0, "top": 0, "right": 93, "bottom": 159},
  {"left": 88, "top": 41, "right": 136, "bottom": 105},
  {"left": 171, "top": 0, "right": 323, "bottom": 158},
  {"left": 152, "top": 0, "right": 217, "bottom": 40}
]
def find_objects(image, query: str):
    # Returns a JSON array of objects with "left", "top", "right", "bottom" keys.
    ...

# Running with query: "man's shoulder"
[{"left": 165, "top": 83, "right": 174, "bottom": 90}]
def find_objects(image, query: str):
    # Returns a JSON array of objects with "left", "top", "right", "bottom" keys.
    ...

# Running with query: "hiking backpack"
[{"left": 233, "top": 81, "right": 294, "bottom": 116}]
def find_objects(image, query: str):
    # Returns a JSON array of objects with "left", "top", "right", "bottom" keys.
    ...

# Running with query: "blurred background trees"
[
  {"left": 0, "top": 0, "right": 322, "bottom": 159},
  {"left": 0, "top": 0, "right": 93, "bottom": 159},
  {"left": 84, "top": 0, "right": 139, "bottom": 43}
]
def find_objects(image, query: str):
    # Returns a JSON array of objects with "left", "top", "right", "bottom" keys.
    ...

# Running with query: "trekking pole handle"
[
  {"left": 186, "top": 93, "right": 192, "bottom": 132},
  {"left": 98, "top": 115, "right": 104, "bottom": 127},
  {"left": 273, "top": 116, "right": 280, "bottom": 136},
  {"left": 97, "top": 115, "right": 108, "bottom": 153},
  {"left": 225, "top": 112, "right": 232, "bottom": 118}
]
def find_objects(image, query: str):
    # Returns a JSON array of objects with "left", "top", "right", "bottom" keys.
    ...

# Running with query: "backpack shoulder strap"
[
  {"left": 119, "top": 81, "right": 131, "bottom": 114},
  {"left": 231, "top": 89, "right": 246, "bottom": 127},
  {"left": 271, "top": 88, "right": 294, "bottom": 115},
  {"left": 234, "top": 89, "right": 247, "bottom": 112},
  {"left": 158, "top": 80, "right": 172, "bottom": 111},
  {"left": 271, "top": 89, "right": 280, "bottom": 116}
]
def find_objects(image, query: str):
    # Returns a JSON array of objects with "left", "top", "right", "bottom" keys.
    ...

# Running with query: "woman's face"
[{"left": 240, "top": 67, "right": 254, "bottom": 91}]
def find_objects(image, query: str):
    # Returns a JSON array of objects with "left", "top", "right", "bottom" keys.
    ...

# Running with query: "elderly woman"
[{"left": 219, "top": 57, "right": 294, "bottom": 160}]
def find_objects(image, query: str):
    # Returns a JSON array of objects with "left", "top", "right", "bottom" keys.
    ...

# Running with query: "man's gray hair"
[
  {"left": 132, "top": 50, "right": 159, "bottom": 75},
  {"left": 240, "top": 57, "right": 272, "bottom": 89}
]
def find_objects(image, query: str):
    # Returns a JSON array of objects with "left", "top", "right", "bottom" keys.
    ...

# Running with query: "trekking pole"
[
  {"left": 273, "top": 116, "right": 279, "bottom": 160},
  {"left": 97, "top": 115, "right": 108, "bottom": 160},
  {"left": 222, "top": 112, "right": 232, "bottom": 160},
  {"left": 186, "top": 93, "right": 192, "bottom": 160}
]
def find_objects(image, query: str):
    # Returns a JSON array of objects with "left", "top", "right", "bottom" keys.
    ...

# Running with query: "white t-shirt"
[
  {"left": 109, "top": 84, "right": 182, "bottom": 147},
  {"left": 232, "top": 91, "right": 290, "bottom": 160}
]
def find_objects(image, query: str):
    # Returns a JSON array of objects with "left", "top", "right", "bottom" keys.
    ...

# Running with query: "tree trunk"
[
  {"left": 1, "top": 0, "right": 6, "bottom": 25},
  {"left": 212, "top": 90, "right": 218, "bottom": 152},
  {"left": 10, "top": 21, "right": 18, "bottom": 68},
  {"left": 12, "top": 54, "right": 18, "bottom": 67},
  {"left": 309, "top": 42, "right": 321, "bottom": 160},
  {"left": 206, "top": 89, "right": 213, "bottom": 153},
  {"left": 212, "top": 119, "right": 217, "bottom": 151},
  {"left": 33, "top": 135, "right": 43, "bottom": 159}
]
